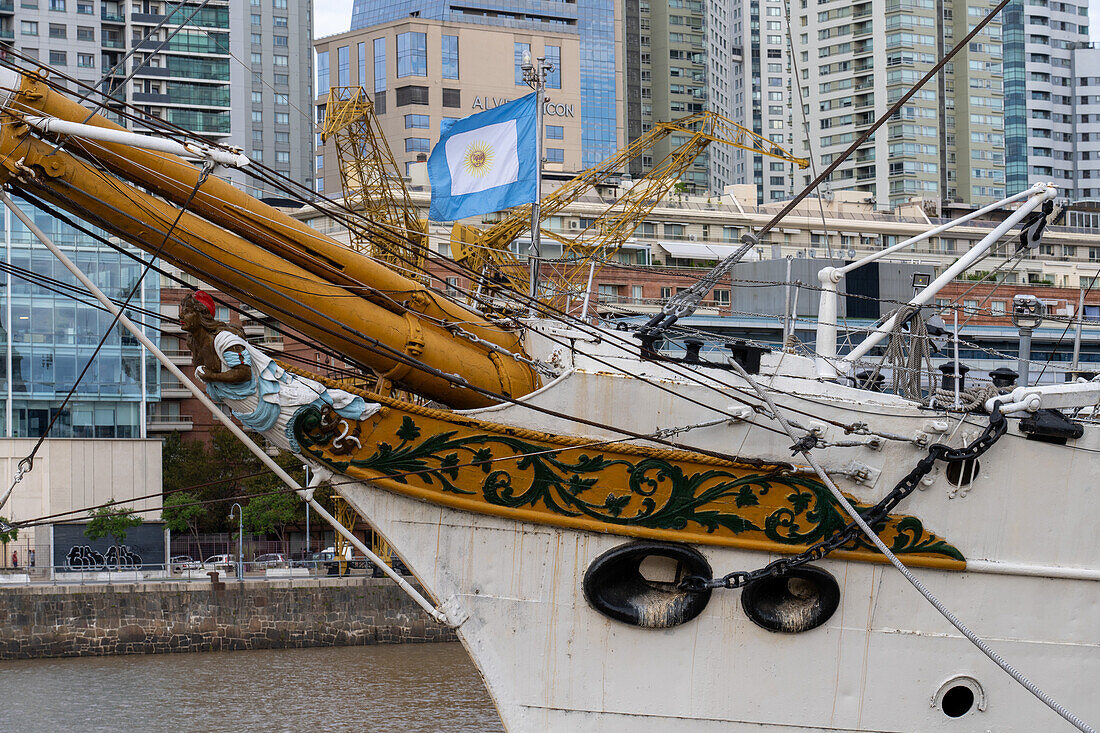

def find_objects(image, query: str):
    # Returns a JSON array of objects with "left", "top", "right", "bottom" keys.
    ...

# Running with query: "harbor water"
[{"left": 0, "top": 643, "right": 504, "bottom": 732}]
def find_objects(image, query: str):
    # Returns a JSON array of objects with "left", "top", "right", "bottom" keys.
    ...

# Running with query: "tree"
[
  {"left": 161, "top": 491, "right": 204, "bottom": 547},
  {"left": 86, "top": 499, "right": 143, "bottom": 568},
  {"left": 242, "top": 489, "right": 301, "bottom": 547},
  {"left": 0, "top": 517, "right": 16, "bottom": 569}
]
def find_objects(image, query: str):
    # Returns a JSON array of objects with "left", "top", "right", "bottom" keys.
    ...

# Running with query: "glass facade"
[
  {"left": 2, "top": 201, "right": 159, "bottom": 439},
  {"left": 545, "top": 45, "right": 561, "bottom": 90},
  {"left": 1002, "top": 0, "right": 1027, "bottom": 194},
  {"left": 514, "top": 42, "right": 531, "bottom": 86},
  {"left": 442, "top": 35, "right": 459, "bottom": 80},
  {"left": 338, "top": 45, "right": 350, "bottom": 87},
  {"left": 396, "top": 32, "right": 427, "bottom": 78},
  {"left": 351, "top": 0, "right": 617, "bottom": 167},
  {"left": 358, "top": 42, "right": 367, "bottom": 87},
  {"left": 374, "top": 38, "right": 387, "bottom": 92}
]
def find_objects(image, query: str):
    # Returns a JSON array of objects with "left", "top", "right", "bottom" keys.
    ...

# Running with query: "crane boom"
[
  {"left": 321, "top": 86, "right": 429, "bottom": 283},
  {"left": 451, "top": 111, "right": 808, "bottom": 306}
]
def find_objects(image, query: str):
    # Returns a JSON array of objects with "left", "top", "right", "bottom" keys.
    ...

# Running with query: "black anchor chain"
[{"left": 681, "top": 404, "right": 1007, "bottom": 592}]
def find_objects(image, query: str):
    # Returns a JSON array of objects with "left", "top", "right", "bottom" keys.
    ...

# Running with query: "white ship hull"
[{"left": 334, "top": 343, "right": 1100, "bottom": 731}]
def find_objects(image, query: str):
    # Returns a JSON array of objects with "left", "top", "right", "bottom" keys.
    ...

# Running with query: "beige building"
[
  {"left": 0, "top": 439, "right": 162, "bottom": 572},
  {"left": 314, "top": 20, "right": 585, "bottom": 197}
]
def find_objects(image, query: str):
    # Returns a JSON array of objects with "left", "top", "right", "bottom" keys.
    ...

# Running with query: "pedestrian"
[
  {"left": 28, "top": 549, "right": 35, "bottom": 568},
  {"left": 11, "top": 549, "right": 17, "bottom": 568}
]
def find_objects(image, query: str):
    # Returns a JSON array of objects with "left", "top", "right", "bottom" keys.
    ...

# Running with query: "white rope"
[{"left": 727, "top": 357, "right": 1096, "bottom": 733}]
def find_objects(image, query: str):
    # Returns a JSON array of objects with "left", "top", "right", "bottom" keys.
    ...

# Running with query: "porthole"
[
  {"left": 945, "top": 458, "right": 979, "bottom": 486},
  {"left": 934, "top": 676, "right": 985, "bottom": 719}
]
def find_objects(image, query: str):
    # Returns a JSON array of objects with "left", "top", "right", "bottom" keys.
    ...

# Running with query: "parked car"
[
  {"left": 202, "top": 554, "right": 237, "bottom": 573},
  {"left": 169, "top": 555, "right": 200, "bottom": 572},
  {"left": 320, "top": 546, "right": 369, "bottom": 575},
  {"left": 249, "top": 553, "right": 288, "bottom": 570}
]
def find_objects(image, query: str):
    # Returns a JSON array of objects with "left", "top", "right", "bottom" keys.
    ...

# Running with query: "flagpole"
[{"left": 523, "top": 51, "right": 552, "bottom": 312}]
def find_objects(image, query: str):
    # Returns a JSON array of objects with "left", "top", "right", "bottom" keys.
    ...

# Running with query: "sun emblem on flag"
[{"left": 462, "top": 141, "right": 494, "bottom": 178}]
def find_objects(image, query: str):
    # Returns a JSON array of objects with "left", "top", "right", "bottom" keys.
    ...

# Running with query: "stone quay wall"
[{"left": 0, "top": 577, "right": 456, "bottom": 659}]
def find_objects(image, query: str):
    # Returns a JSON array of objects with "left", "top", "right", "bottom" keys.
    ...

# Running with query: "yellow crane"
[
  {"left": 450, "top": 111, "right": 809, "bottom": 309},
  {"left": 321, "top": 86, "right": 429, "bottom": 283}
]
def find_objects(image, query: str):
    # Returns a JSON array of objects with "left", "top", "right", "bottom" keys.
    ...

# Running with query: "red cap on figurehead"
[{"left": 193, "top": 290, "right": 215, "bottom": 317}]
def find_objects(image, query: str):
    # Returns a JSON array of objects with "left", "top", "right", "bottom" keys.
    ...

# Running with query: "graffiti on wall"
[{"left": 63, "top": 544, "right": 143, "bottom": 571}]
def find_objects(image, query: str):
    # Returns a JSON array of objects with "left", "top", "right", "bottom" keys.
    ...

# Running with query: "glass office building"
[
  {"left": 350, "top": 0, "right": 618, "bottom": 168},
  {"left": 0, "top": 200, "right": 160, "bottom": 439}
]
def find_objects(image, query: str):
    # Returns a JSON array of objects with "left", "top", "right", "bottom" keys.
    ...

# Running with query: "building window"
[
  {"left": 396, "top": 31, "right": 427, "bottom": 77},
  {"left": 396, "top": 85, "right": 429, "bottom": 106},
  {"left": 76, "top": 26, "right": 93, "bottom": 41},
  {"left": 48, "top": 24, "right": 66, "bottom": 39},
  {"left": 76, "top": 1, "right": 92, "bottom": 13},
  {"left": 545, "top": 45, "right": 561, "bottom": 89},
  {"left": 405, "top": 114, "right": 429, "bottom": 129},
  {"left": 251, "top": 52, "right": 263, "bottom": 65},
  {"left": 252, "top": 91, "right": 263, "bottom": 104},
  {"left": 77, "top": 53, "right": 94, "bottom": 67},
  {"left": 273, "top": 55, "right": 288, "bottom": 67},
  {"left": 405, "top": 137, "right": 430, "bottom": 153},
  {"left": 274, "top": 93, "right": 288, "bottom": 106},
  {"left": 442, "top": 35, "right": 459, "bottom": 80},
  {"left": 274, "top": 16, "right": 288, "bottom": 28},
  {"left": 251, "top": 13, "right": 261, "bottom": 25},
  {"left": 515, "top": 42, "right": 531, "bottom": 85},
  {"left": 49, "top": 0, "right": 64, "bottom": 9},
  {"left": 546, "top": 125, "right": 564, "bottom": 140},
  {"left": 357, "top": 41, "right": 366, "bottom": 86},
  {"left": 49, "top": 50, "right": 66, "bottom": 66},
  {"left": 275, "top": 151, "right": 290, "bottom": 164},
  {"left": 20, "top": 21, "right": 38, "bottom": 36},
  {"left": 273, "top": 0, "right": 287, "bottom": 7},
  {"left": 337, "top": 45, "right": 350, "bottom": 87},
  {"left": 252, "top": 129, "right": 263, "bottom": 142},
  {"left": 252, "top": 110, "right": 263, "bottom": 123},
  {"left": 442, "top": 88, "right": 460, "bottom": 108},
  {"left": 274, "top": 36, "right": 288, "bottom": 47},
  {"left": 251, "top": 33, "right": 262, "bottom": 45},
  {"left": 316, "top": 50, "right": 329, "bottom": 95},
  {"left": 545, "top": 148, "right": 564, "bottom": 163},
  {"left": 374, "top": 38, "right": 386, "bottom": 93},
  {"left": 275, "top": 112, "right": 289, "bottom": 125},
  {"left": 275, "top": 131, "right": 289, "bottom": 143},
  {"left": 274, "top": 74, "right": 288, "bottom": 86}
]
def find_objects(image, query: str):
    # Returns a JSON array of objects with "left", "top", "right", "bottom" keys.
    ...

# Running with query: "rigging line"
[
  {"left": 15, "top": 73, "right": 970, "bottom": 436},
  {"left": 6, "top": 164, "right": 213, "bottom": 476},
  {"left": 8, "top": 72, "right": 893, "bottom": 440},
  {"left": 782, "top": 0, "right": 833, "bottom": 261},
  {"left": 752, "top": 0, "right": 1011, "bottom": 242},
  {"left": 40, "top": 175, "right": 787, "bottom": 457},
  {"left": 1035, "top": 264, "right": 1100, "bottom": 382}
]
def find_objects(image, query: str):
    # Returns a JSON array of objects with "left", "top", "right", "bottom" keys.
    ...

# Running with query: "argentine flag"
[{"left": 428, "top": 92, "right": 539, "bottom": 222}]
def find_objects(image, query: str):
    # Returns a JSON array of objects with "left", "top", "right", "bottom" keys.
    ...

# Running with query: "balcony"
[
  {"left": 101, "top": 9, "right": 125, "bottom": 23},
  {"left": 0, "top": 29, "right": 12, "bottom": 41},
  {"left": 0, "top": 1, "right": 12, "bottom": 13},
  {"left": 130, "top": 12, "right": 166, "bottom": 24},
  {"left": 160, "top": 385, "right": 192, "bottom": 399},
  {"left": 146, "top": 413, "right": 192, "bottom": 432},
  {"left": 132, "top": 92, "right": 171, "bottom": 104},
  {"left": 102, "top": 39, "right": 124, "bottom": 49},
  {"left": 160, "top": 348, "right": 191, "bottom": 365}
]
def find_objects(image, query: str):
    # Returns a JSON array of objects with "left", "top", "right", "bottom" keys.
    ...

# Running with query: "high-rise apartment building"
[
  {"left": 1003, "top": 0, "right": 1089, "bottom": 196},
  {"left": 1, "top": 0, "right": 314, "bottom": 199},
  {"left": 796, "top": 0, "right": 1006, "bottom": 209},
  {"left": 349, "top": 0, "right": 623, "bottom": 170}
]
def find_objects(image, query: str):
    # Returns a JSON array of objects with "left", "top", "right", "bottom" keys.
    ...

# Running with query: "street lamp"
[
  {"left": 521, "top": 48, "right": 554, "bottom": 309},
  {"left": 1012, "top": 293, "right": 1045, "bottom": 387},
  {"left": 228, "top": 502, "right": 243, "bottom": 581}
]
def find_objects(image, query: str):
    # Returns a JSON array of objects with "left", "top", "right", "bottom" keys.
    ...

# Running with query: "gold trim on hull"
[{"left": 289, "top": 368, "right": 966, "bottom": 572}]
